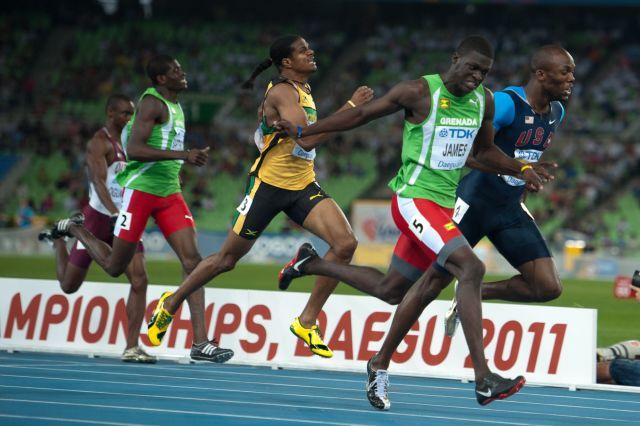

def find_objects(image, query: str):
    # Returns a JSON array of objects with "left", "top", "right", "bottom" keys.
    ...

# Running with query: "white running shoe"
[
  {"left": 53, "top": 212, "right": 85, "bottom": 237},
  {"left": 121, "top": 346, "right": 157, "bottom": 364},
  {"left": 366, "top": 358, "right": 390, "bottom": 410}
]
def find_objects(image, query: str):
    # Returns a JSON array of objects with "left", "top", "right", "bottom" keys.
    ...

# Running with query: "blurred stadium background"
[{"left": 0, "top": 0, "right": 638, "bottom": 345}]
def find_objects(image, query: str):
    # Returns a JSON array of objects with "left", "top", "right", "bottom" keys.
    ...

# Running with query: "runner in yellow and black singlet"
[
  {"left": 146, "top": 35, "right": 374, "bottom": 359},
  {"left": 232, "top": 77, "right": 329, "bottom": 239}
]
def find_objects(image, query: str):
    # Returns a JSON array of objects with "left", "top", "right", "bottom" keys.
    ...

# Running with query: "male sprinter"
[
  {"left": 40, "top": 94, "right": 154, "bottom": 363},
  {"left": 444, "top": 44, "right": 575, "bottom": 336},
  {"left": 144, "top": 35, "right": 372, "bottom": 359},
  {"left": 276, "top": 36, "right": 547, "bottom": 409},
  {"left": 51, "top": 55, "right": 233, "bottom": 363}
]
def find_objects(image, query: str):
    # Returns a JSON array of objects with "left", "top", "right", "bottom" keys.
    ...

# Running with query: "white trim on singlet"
[
  {"left": 123, "top": 97, "right": 175, "bottom": 187},
  {"left": 475, "top": 89, "right": 485, "bottom": 124},
  {"left": 88, "top": 127, "right": 126, "bottom": 215},
  {"left": 402, "top": 86, "right": 441, "bottom": 190},
  {"left": 159, "top": 103, "right": 174, "bottom": 150},
  {"left": 122, "top": 162, "right": 154, "bottom": 188}
]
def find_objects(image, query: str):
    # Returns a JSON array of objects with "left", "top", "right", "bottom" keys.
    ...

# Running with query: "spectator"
[
  {"left": 16, "top": 198, "right": 35, "bottom": 228},
  {"left": 596, "top": 340, "right": 640, "bottom": 386},
  {"left": 40, "top": 193, "right": 54, "bottom": 214}
]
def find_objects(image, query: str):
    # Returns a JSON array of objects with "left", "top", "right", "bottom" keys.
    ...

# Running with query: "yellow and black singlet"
[{"left": 250, "top": 79, "right": 318, "bottom": 190}]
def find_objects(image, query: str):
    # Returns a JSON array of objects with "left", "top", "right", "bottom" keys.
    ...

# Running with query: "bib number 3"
[{"left": 236, "top": 195, "right": 253, "bottom": 215}]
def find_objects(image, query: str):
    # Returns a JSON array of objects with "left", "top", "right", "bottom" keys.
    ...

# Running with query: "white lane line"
[
  {"left": 0, "top": 374, "right": 629, "bottom": 416},
  {"left": 2, "top": 368, "right": 361, "bottom": 393},
  {"left": 0, "top": 355, "right": 96, "bottom": 364},
  {"left": 0, "top": 383, "right": 631, "bottom": 424},
  {"left": 0, "top": 396, "right": 532, "bottom": 425},
  {"left": 1, "top": 365, "right": 637, "bottom": 411},
  {"left": 2, "top": 356, "right": 638, "bottom": 407},
  {"left": 0, "top": 377, "right": 468, "bottom": 407},
  {"left": 0, "top": 414, "right": 152, "bottom": 426}
]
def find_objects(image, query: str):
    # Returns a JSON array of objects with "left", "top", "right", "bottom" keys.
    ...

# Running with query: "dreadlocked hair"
[{"left": 240, "top": 34, "right": 301, "bottom": 90}]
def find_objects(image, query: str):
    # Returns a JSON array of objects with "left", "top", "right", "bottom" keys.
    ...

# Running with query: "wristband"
[
  {"left": 296, "top": 126, "right": 303, "bottom": 140},
  {"left": 347, "top": 100, "right": 356, "bottom": 108},
  {"left": 520, "top": 164, "right": 533, "bottom": 173}
]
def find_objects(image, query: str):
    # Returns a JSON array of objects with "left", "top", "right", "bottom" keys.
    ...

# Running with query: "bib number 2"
[{"left": 117, "top": 211, "right": 132, "bottom": 231}]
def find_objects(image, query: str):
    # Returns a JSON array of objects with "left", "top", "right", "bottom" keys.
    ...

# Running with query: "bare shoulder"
[
  {"left": 384, "top": 78, "right": 430, "bottom": 111},
  {"left": 265, "top": 82, "right": 298, "bottom": 104},
  {"left": 90, "top": 128, "right": 107, "bottom": 141},
  {"left": 133, "top": 94, "right": 168, "bottom": 124},
  {"left": 138, "top": 94, "right": 165, "bottom": 115},
  {"left": 394, "top": 78, "right": 429, "bottom": 101},
  {"left": 398, "top": 78, "right": 428, "bottom": 94},
  {"left": 88, "top": 128, "right": 110, "bottom": 151}
]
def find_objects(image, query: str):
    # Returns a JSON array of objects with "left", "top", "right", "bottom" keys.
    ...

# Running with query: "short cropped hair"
[
  {"left": 456, "top": 35, "right": 494, "bottom": 59},
  {"left": 530, "top": 45, "right": 570, "bottom": 72},
  {"left": 106, "top": 94, "right": 131, "bottom": 112},
  {"left": 146, "top": 54, "right": 174, "bottom": 85}
]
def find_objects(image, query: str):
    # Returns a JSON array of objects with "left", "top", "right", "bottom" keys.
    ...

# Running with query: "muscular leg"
[
  {"left": 53, "top": 239, "right": 70, "bottom": 283},
  {"left": 373, "top": 244, "right": 490, "bottom": 382},
  {"left": 372, "top": 266, "right": 451, "bottom": 368},
  {"left": 123, "top": 251, "right": 148, "bottom": 349},
  {"left": 303, "top": 258, "right": 412, "bottom": 305},
  {"left": 53, "top": 239, "right": 89, "bottom": 294},
  {"left": 164, "top": 230, "right": 255, "bottom": 320},
  {"left": 297, "top": 198, "right": 358, "bottom": 328},
  {"left": 447, "top": 247, "right": 490, "bottom": 381},
  {"left": 164, "top": 227, "right": 208, "bottom": 344},
  {"left": 481, "top": 257, "right": 562, "bottom": 302},
  {"left": 67, "top": 224, "right": 137, "bottom": 277}
]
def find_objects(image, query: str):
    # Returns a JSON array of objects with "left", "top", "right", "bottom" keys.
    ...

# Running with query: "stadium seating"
[
  {"left": 2, "top": 7, "right": 639, "bottom": 252},
  {"left": 0, "top": 154, "right": 19, "bottom": 182}
]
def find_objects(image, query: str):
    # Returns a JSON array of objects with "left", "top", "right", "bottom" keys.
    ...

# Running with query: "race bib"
[
  {"left": 109, "top": 185, "right": 123, "bottom": 207},
  {"left": 502, "top": 149, "right": 542, "bottom": 187},
  {"left": 430, "top": 126, "right": 475, "bottom": 170},
  {"left": 292, "top": 143, "right": 316, "bottom": 161},
  {"left": 171, "top": 127, "right": 185, "bottom": 151},
  {"left": 452, "top": 197, "right": 470, "bottom": 224},
  {"left": 116, "top": 211, "right": 132, "bottom": 231},
  {"left": 253, "top": 127, "right": 265, "bottom": 152},
  {"left": 409, "top": 213, "right": 428, "bottom": 239},
  {"left": 236, "top": 195, "right": 253, "bottom": 215}
]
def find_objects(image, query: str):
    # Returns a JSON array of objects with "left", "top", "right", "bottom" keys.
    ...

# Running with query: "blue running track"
[{"left": 0, "top": 351, "right": 638, "bottom": 425}]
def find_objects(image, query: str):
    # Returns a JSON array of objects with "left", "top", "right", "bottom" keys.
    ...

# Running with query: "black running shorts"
[{"left": 231, "top": 176, "right": 330, "bottom": 240}]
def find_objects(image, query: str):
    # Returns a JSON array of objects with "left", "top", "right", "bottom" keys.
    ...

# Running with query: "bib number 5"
[{"left": 409, "top": 214, "right": 427, "bottom": 239}]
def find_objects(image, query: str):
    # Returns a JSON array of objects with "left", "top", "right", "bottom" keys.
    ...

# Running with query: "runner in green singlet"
[
  {"left": 51, "top": 55, "right": 233, "bottom": 363},
  {"left": 276, "top": 36, "right": 551, "bottom": 409}
]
